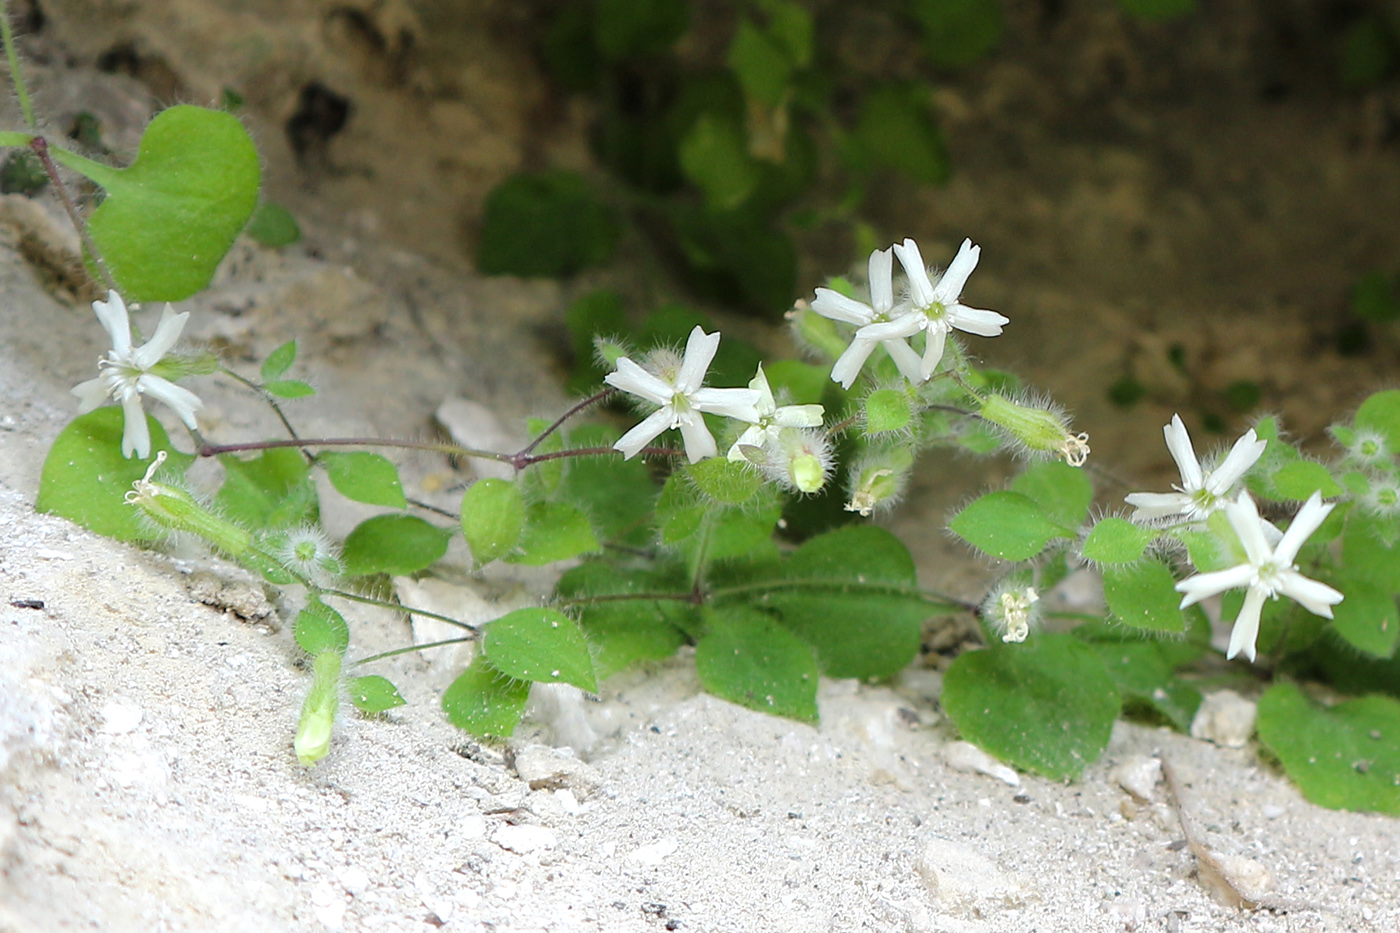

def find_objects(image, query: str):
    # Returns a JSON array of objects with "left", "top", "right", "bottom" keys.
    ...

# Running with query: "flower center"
[{"left": 922, "top": 300, "right": 947, "bottom": 323}]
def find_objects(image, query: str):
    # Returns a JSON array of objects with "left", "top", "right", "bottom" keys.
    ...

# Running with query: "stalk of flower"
[
  {"left": 605, "top": 326, "right": 761, "bottom": 464},
  {"left": 71, "top": 289, "right": 204, "bottom": 459},
  {"left": 725, "top": 364, "right": 824, "bottom": 463},
  {"left": 810, "top": 245, "right": 924, "bottom": 389},
  {"left": 889, "top": 238, "right": 1009, "bottom": 383},
  {"left": 1175, "top": 491, "right": 1343, "bottom": 663},
  {"left": 1124, "top": 414, "right": 1266, "bottom": 523}
]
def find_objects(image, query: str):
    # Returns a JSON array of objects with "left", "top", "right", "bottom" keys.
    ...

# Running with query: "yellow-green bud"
[
  {"left": 294, "top": 650, "right": 342, "bottom": 766},
  {"left": 790, "top": 452, "right": 825, "bottom": 494},
  {"left": 125, "top": 453, "right": 251, "bottom": 555},
  {"left": 978, "top": 393, "right": 1090, "bottom": 466}
]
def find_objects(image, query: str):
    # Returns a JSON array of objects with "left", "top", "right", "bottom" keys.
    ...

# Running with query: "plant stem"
[
  {"left": 218, "top": 364, "right": 306, "bottom": 455},
  {"left": 320, "top": 587, "right": 480, "bottom": 631},
  {"left": 517, "top": 388, "right": 616, "bottom": 457},
  {"left": 353, "top": 636, "right": 478, "bottom": 666},
  {"left": 0, "top": 0, "right": 34, "bottom": 130},
  {"left": 28, "top": 136, "right": 119, "bottom": 293}
]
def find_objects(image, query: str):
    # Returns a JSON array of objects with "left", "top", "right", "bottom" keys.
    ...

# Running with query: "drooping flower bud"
[
  {"left": 294, "top": 650, "right": 342, "bottom": 766},
  {"left": 125, "top": 452, "right": 251, "bottom": 556},
  {"left": 845, "top": 446, "right": 914, "bottom": 516},
  {"left": 978, "top": 393, "right": 1089, "bottom": 466}
]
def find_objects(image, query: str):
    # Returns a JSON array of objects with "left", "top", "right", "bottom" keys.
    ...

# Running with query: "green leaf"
[
  {"left": 36, "top": 408, "right": 195, "bottom": 541},
  {"left": 215, "top": 447, "right": 316, "bottom": 530},
  {"left": 761, "top": 0, "right": 813, "bottom": 67},
  {"left": 341, "top": 514, "right": 451, "bottom": 576},
  {"left": 864, "top": 389, "right": 911, "bottom": 434},
  {"left": 460, "top": 478, "right": 526, "bottom": 566},
  {"left": 1338, "top": 17, "right": 1398, "bottom": 90},
  {"left": 322, "top": 452, "right": 407, "bottom": 509},
  {"left": 666, "top": 203, "right": 796, "bottom": 315},
  {"left": 1344, "top": 513, "right": 1400, "bottom": 595},
  {"left": 1079, "top": 637, "right": 1202, "bottom": 731},
  {"left": 695, "top": 606, "right": 818, "bottom": 723},
  {"left": 910, "top": 0, "right": 1003, "bottom": 69},
  {"left": 756, "top": 525, "right": 941, "bottom": 680},
  {"left": 684, "top": 457, "right": 764, "bottom": 506},
  {"left": 477, "top": 171, "right": 619, "bottom": 278},
  {"left": 679, "top": 112, "right": 759, "bottom": 211},
  {"left": 1102, "top": 560, "right": 1186, "bottom": 633},
  {"left": 854, "top": 83, "right": 949, "bottom": 184},
  {"left": 1356, "top": 390, "right": 1400, "bottom": 454},
  {"left": 483, "top": 607, "right": 597, "bottom": 692},
  {"left": 763, "top": 359, "right": 827, "bottom": 405},
  {"left": 57, "top": 105, "right": 260, "bottom": 301},
  {"left": 295, "top": 600, "right": 349, "bottom": 655},
  {"left": 556, "top": 562, "right": 691, "bottom": 678},
  {"left": 728, "top": 19, "right": 794, "bottom": 107},
  {"left": 347, "top": 675, "right": 406, "bottom": 714},
  {"left": 1083, "top": 517, "right": 1155, "bottom": 564},
  {"left": 942, "top": 634, "right": 1121, "bottom": 781},
  {"left": 246, "top": 201, "right": 301, "bottom": 248},
  {"left": 1011, "top": 460, "right": 1095, "bottom": 530},
  {"left": 1270, "top": 460, "right": 1342, "bottom": 500},
  {"left": 949, "top": 491, "right": 1069, "bottom": 561},
  {"left": 507, "top": 501, "right": 600, "bottom": 566},
  {"left": 263, "top": 379, "right": 316, "bottom": 399},
  {"left": 564, "top": 290, "right": 628, "bottom": 394},
  {"left": 1257, "top": 683, "right": 1400, "bottom": 815},
  {"left": 442, "top": 657, "right": 530, "bottom": 738},
  {"left": 1329, "top": 573, "right": 1400, "bottom": 658},
  {"left": 261, "top": 340, "right": 297, "bottom": 382},
  {"left": 595, "top": 0, "right": 689, "bottom": 60},
  {"left": 555, "top": 424, "right": 658, "bottom": 547}
]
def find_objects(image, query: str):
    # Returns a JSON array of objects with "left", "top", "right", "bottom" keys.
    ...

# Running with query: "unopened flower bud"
[
  {"left": 979, "top": 393, "right": 1089, "bottom": 466},
  {"left": 760, "top": 428, "right": 833, "bottom": 494},
  {"left": 294, "top": 650, "right": 342, "bottom": 766},
  {"left": 125, "top": 452, "right": 250, "bottom": 556},
  {"left": 787, "top": 300, "right": 849, "bottom": 365}
]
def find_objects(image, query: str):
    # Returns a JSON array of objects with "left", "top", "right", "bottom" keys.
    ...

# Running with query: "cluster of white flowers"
[
  {"left": 72, "top": 290, "right": 204, "bottom": 459},
  {"left": 1125, "top": 414, "right": 1343, "bottom": 662}
]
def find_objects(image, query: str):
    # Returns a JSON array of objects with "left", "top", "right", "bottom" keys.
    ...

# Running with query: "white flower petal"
[
  {"left": 931, "top": 238, "right": 979, "bottom": 304},
  {"left": 1226, "top": 587, "right": 1267, "bottom": 662},
  {"left": 120, "top": 393, "right": 151, "bottom": 459},
  {"left": 1124, "top": 491, "right": 1193, "bottom": 521},
  {"left": 810, "top": 288, "right": 875, "bottom": 326},
  {"left": 773, "top": 404, "right": 824, "bottom": 428},
  {"left": 831, "top": 337, "right": 879, "bottom": 389},
  {"left": 1274, "top": 491, "right": 1334, "bottom": 566},
  {"left": 131, "top": 306, "right": 190, "bottom": 369},
  {"left": 868, "top": 246, "right": 895, "bottom": 314},
  {"left": 1204, "top": 428, "right": 1266, "bottom": 496},
  {"left": 1163, "top": 414, "right": 1204, "bottom": 492},
  {"left": 854, "top": 315, "right": 924, "bottom": 342},
  {"left": 605, "top": 357, "right": 674, "bottom": 405},
  {"left": 137, "top": 374, "right": 204, "bottom": 428},
  {"left": 1279, "top": 571, "right": 1344, "bottom": 617},
  {"left": 748, "top": 364, "right": 776, "bottom": 415},
  {"left": 893, "top": 239, "right": 936, "bottom": 309},
  {"left": 676, "top": 327, "right": 721, "bottom": 394},
  {"left": 613, "top": 407, "right": 675, "bottom": 459},
  {"left": 677, "top": 415, "right": 718, "bottom": 463},
  {"left": 72, "top": 376, "right": 111, "bottom": 413},
  {"left": 883, "top": 337, "right": 924, "bottom": 385},
  {"left": 91, "top": 290, "right": 132, "bottom": 356},
  {"left": 919, "top": 326, "right": 948, "bottom": 382},
  {"left": 691, "top": 387, "right": 760, "bottom": 423},
  {"left": 1176, "top": 564, "right": 1256, "bottom": 607},
  {"left": 948, "top": 304, "right": 1009, "bottom": 337},
  {"left": 1225, "top": 494, "right": 1274, "bottom": 566},
  {"left": 727, "top": 425, "right": 766, "bottom": 462}
]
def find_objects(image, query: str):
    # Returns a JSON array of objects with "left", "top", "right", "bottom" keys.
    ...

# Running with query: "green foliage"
[
  {"left": 950, "top": 491, "right": 1070, "bottom": 561},
  {"left": 556, "top": 562, "right": 692, "bottom": 678},
  {"left": 215, "top": 448, "right": 317, "bottom": 530},
  {"left": 1010, "top": 460, "right": 1094, "bottom": 530},
  {"left": 476, "top": 171, "right": 620, "bottom": 278},
  {"left": 322, "top": 452, "right": 406, "bottom": 509},
  {"left": 460, "top": 478, "right": 526, "bottom": 566},
  {"left": 264, "top": 379, "right": 315, "bottom": 399},
  {"left": 442, "top": 657, "right": 531, "bottom": 737},
  {"left": 347, "top": 675, "right": 407, "bottom": 714},
  {"left": 1102, "top": 560, "right": 1186, "bottom": 633},
  {"left": 554, "top": 424, "right": 657, "bottom": 547},
  {"left": 1351, "top": 271, "right": 1400, "bottom": 323},
  {"left": 37, "top": 409, "right": 194, "bottom": 541},
  {"left": 942, "top": 634, "right": 1121, "bottom": 780},
  {"left": 1114, "top": 0, "right": 1197, "bottom": 21},
  {"left": 854, "top": 84, "right": 950, "bottom": 185},
  {"left": 341, "top": 514, "right": 452, "bottom": 576},
  {"left": 246, "top": 201, "right": 301, "bottom": 248},
  {"left": 295, "top": 600, "right": 350, "bottom": 655},
  {"left": 695, "top": 606, "right": 818, "bottom": 723},
  {"left": 508, "top": 501, "right": 601, "bottom": 565},
  {"left": 1356, "top": 390, "right": 1400, "bottom": 452},
  {"left": 864, "top": 389, "right": 912, "bottom": 434},
  {"left": 595, "top": 0, "right": 689, "bottom": 60},
  {"left": 482, "top": 608, "right": 598, "bottom": 693},
  {"left": 1270, "top": 460, "right": 1342, "bottom": 500},
  {"left": 1257, "top": 683, "right": 1400, "bottom": 815},
  {"left": 680, "top": 113, "right": 760, "bottom": 211},
  {"left": 56, "top": 105, "right": 261, "bottom": 301},
  {"left": 1080, "top": 636, "right": 1202, "bottom": 732},
  {"left": 1328, "top": 572, "right": 1400, "bottom": 658},
  {"left": 685, "top": 458, "right": 764, "bottom": 506},
  {"left": 564, "top": 290, "right": 628, "bottom": 394},
  {"left": 911, "top": 0, "right": 1003, "bottom": 69},
  {"left": 261, "top": 340, "right": 297, "bottom": 382},
  {"left": 1082, "top": 517, "right": 1155, "bottom": 564},
  {"left": 1338, "top": 16, "right": 1398, "bottom": 90}
]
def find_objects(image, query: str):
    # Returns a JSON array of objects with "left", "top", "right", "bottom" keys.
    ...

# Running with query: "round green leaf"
[
  {"left": 442, "top": 658, "right": 530, "bottom": 738},
  {"left": 260, "top": 340, "right": 297, "bottom": 382},
  {"left": 685, "top": 458, "right": 764, "bottom": 506},
  {"left": 347, "top": 675, "right": 406, "bottom": 714},
  {"left": 263, "top": 379, "right": 316, "bottom": 399},
  {"left": 695, "top": 607, "right": 818, "bottom": 723},
  {"left": 507, "top": 501, "right": 600, "bottom": 566},
  {"left": 1257, "top": 683, "right": 1400, "bottom": 815},
  {"left": 341, "top": 514, "right": 451, "bottom": 576},
  {"left": 215, "top": 447, "right": 316, "bottom": 531},
  {"left": 58, "top": 105, "right": 261, "bottom": 301},
  {"left": 1356, "top": 390, "right": 1400, "bottom": 454},
  {"left": 1102, "top": 559, "right": 1186, "bottom": 633},
  {"left": 1269, "top": 460, "right": 1342, "bottom": 500},
  {"left": 1011, "top": 460, "right": 1095, "bottom": 530},
  {"left": 246, "top": 201, "right": 301, "bottom": 248},
  {"left": 460, "top": 478, "right": 526, "bottom": 565},
  {"left": 949, "top": 491, "right": 1068, "bottom": 561},
  {"left": 1329, "top": 573, "right": 1400, "bottom": 658},
  {"left": 1082, "top": 517, "right": 1155, "bottom": 564},
  {"left": 864, "top": 389, "right": 911, "bottom": 434},
  {"left": 36, "top": 408, "right": 194, "bottom": 541},
  {"left": 942, "top": 633, "right": 1120, "bottom": 781},
  {"left": 295, "top": 600, "right": 349, "bottom": 655},
  {"left": 483, "top": 608, "right": 598, "bottom": 693},
  {"left": 476, "top": 171, "right": 619, "bottom": 278},
  {"left": 322, "top": 451, "right": 407, "bottom": 509}
]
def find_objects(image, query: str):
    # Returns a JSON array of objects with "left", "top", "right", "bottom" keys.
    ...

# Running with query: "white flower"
[
  {"left": 889, "top": 238, "right": 1009, "bottom": 383},
  {"left": 605, "top": 326, "right": 761, "bottom": 463},
  {"left": 726, "top": 364, "right": 825, "bottom": 462},
  {"left": 1175, "top": 492, "right": 1343, "bottom": 663},
  {"left": 72, "top": 290, "right": 204, "bottom": 459},
  {"left": 1124, "top": 414, "right": 1266, "bottom": 523},
  {"left": 811, "top": 246, "right": 925, "bottom": 389}
]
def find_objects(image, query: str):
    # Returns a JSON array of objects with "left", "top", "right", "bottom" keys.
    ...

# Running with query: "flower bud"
[
  {"left": 786, "top": 300, "right": 848, "bottom": 365},
  {"left": 978, "top": 393, "right": 1089, "bottom": 466},
  {"left": 845, "top": 446, "right": 914, "bottom": 516},
  {"left": 125, "top": 452, "right": 250, "bottom": 556},
  {"left": 294, "top": 650, "right": 342, "bottom": 766},
  {"left": 981, "top": 582, "right": 1040, "bottom": 644},
  {"left": 760, "top": 428, "right": 833, "bottom": 494}
]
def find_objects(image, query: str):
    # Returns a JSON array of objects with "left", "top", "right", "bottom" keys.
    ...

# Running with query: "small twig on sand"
[{"left": 1161, "top": 759, "right": 1315, "bottom": 914}]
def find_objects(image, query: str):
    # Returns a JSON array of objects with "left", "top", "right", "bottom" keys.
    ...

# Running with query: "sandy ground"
[{"left": 2, "top": 2, "right": 1400, "bottom": 931}]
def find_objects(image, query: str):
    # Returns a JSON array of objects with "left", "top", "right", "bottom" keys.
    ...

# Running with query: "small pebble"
[
  {"left": 943, "top": 740, "right": 1020, "bottom": 786},
  {"left": 493, "top": 823, "right": 557, "bottom": 854},
  {"left": 917, "top": 837, "right": 1034, "bottom": 915},
  {"left": 1190, "top": 690, "right": 1257, "bottom": 748},
  {"left": 1111, "top": 755, "right": 1162, "bottom": 801}
]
